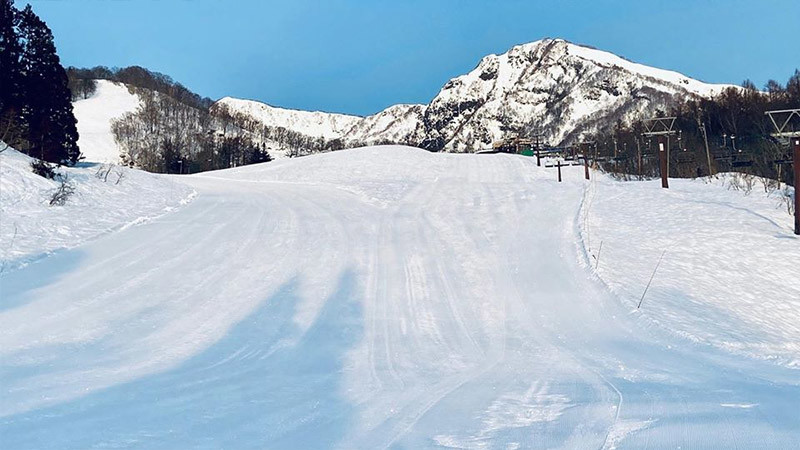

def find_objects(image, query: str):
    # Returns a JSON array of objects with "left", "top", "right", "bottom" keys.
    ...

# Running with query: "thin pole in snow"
[
  {"left": 638, "top": 249, "right": 666, "bottom": 309},
  {"left": 594, "top": 241, "right": 603, "bottom": 270}
]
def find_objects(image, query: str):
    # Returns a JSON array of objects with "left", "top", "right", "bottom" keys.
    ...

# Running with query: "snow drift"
[{"left": 0, "top": 146, "right": 194, "bottom": 271}]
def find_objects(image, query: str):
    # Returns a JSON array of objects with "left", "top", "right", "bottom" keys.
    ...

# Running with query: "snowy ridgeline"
[
  {"left": 218, "top": 38, "right": 735, "bottom": 154},
  {"left": 0, "top": 147, "right": 195, "bottom": 271}
]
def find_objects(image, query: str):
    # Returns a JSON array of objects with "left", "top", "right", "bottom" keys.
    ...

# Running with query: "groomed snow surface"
[{"left": 1, "top": 146, "right": 799, "bottom": 449}]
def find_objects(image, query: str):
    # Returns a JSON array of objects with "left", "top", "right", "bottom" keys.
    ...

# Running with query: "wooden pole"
[
  {"left": 636, "top": 138, "right": 642, "bottom": 180},
  {"left": 557, "top": 160, "right": 562, "bottom": 182},
  {"left": 584, "top": 156, "right": 590, "bottom": 180},
  {"left": 658, "top": 135, "right": 669, "bottom": 189},
  {"left": 666, "top": 134, "right": 671, "bottom": 179},
  {"left": 701, "top": 123, "right": 713, "bottom": 176},
  {"left": 536, "top": 149, "right": 541, "bottom": 167}
]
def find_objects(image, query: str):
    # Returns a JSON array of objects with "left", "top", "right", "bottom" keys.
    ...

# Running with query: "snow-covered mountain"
[
  {"left": 214, "top": 97, "right": 363, "bottom": 140},
  {"left": 220, "top": 38, "right": 734, "bottom": 152},
  {"left": 72, "top": 39, "right": 735, "bottom": 162}
]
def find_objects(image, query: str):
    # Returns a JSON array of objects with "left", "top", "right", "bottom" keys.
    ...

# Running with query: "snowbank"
[
  {"left": 583, "top": 172, "right": 800, "bottom": 367},
  {"left": 0, "top": 147, "right": 195, "bottom": 272}
]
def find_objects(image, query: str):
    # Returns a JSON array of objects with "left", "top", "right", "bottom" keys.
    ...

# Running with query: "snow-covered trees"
[{"left": 0, "top": 0, "right": 80, "bottom": 165}]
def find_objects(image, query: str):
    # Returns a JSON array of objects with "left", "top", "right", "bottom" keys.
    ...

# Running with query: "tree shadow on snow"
[
  {"left": 0, "top": 249, "right": 86, "bottom": 312},
  {"left": 0, "top": 269, "right": 364, "bottom": 449}
]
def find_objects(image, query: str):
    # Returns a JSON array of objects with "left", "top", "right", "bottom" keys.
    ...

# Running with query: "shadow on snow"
[{"left": 0, "top": 269, "right": 364, "bottom": 449}]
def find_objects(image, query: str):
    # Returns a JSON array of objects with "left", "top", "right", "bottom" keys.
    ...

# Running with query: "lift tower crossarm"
[{"left": 642, "top": 117, "right": 677, "bottom": 189}]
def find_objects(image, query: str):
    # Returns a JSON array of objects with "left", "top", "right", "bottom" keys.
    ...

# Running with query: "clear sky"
[{"left": 26, "top": 0, "right": 800, "bottom": 116}]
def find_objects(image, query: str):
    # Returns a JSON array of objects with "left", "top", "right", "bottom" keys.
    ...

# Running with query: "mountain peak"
[{"left": 219, "top": 40, "right": 734, "bottom": 156}]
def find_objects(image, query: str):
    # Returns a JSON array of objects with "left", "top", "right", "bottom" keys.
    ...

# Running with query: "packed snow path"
[{"left": 2, "top": 147, "right": 799, "bottom": 449}]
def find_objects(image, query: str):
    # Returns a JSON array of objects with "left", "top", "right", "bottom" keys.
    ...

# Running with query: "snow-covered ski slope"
[
  {"left": 72, "top": 80, "right": 141, "bottom": 163},
  {"left": 1, "top": 146, "right": 799, "bottom": 449}
]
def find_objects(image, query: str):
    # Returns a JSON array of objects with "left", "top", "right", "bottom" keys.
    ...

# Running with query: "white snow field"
[
  {"left": 0, "top": 147, "right": 195, "bottom": 272},
  {"left": 72, "top": 80, "right": 141, "bottom": 163},
  {"left": 1, "top": 146, "right": 799, "bottom": 449}
]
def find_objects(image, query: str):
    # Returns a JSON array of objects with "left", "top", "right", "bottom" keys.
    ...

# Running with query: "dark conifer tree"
[
  {"left": 0, "top": 0, "right": 27, "bottom": 147},
  {"left": 17, "top": 4, "right": 80, "bottom": 164}
]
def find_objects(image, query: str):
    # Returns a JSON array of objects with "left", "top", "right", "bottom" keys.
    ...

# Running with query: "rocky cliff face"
[{"left": 217, "top": 38, "right": 732, "bottom": 155}]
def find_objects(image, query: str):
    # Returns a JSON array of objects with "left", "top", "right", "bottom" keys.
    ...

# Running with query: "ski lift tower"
[
  {"left": 766, "top": 108, "right": 800, "bottom": 235},
  {"left": 642, "top": 116, "right": 677, "bottom": 189},
  {"left": 578, "top": 140, "right": 596, "bottom": 180}
]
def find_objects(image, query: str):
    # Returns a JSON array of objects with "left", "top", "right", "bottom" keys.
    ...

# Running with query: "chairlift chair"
[
  {"left": 731, "top": 149, "right": 754, "bottom": 168},
  {"left": 676, "top": 150, "right": 697, "bottom": 164},
  {"left": 773, "top": 153, "right": 793, "bottom": 166},
  {"left": 712, "top": 147, "right": 732, "bottom": 161}
]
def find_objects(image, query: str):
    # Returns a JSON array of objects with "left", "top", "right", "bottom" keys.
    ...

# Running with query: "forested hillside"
[{"left": 589, "top": 71, "right": 800, "bottom": 187}]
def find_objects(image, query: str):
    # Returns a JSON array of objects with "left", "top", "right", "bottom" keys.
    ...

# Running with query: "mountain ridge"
[
  {"left": 74, "top": 38, "right": 738, "bottom": 161},
  {"left": 215, "top": 38, "right": 734, "bottom": 154}
]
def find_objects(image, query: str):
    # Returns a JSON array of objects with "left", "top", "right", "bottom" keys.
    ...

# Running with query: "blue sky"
[{"left": 27, "top": 0, "right": 800, "bottom": 116}]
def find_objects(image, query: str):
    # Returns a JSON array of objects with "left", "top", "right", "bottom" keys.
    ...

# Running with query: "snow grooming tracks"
[{"left": 2, "top": 146, "right": 800, "bottom": 448}]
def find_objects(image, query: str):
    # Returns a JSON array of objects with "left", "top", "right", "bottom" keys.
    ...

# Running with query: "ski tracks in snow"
[{"left": 2, "top": 147, "right": 799, "bottom": 448}]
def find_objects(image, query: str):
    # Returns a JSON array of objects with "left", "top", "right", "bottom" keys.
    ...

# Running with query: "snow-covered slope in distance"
[
  {"left": 220, "top": 38, "right": 735, "bottom": 153},
  {"left": 72, "top": 80, "right": 140, "bottom": 163},
  {"left": 214, "top": 97, "right": 363, "bottom": 140}
]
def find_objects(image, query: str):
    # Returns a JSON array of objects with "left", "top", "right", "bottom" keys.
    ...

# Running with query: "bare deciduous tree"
[{"left": 49, "top": 174, "right": 75, "bottom": 206}]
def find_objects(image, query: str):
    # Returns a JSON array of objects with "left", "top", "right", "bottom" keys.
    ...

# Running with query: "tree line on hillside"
[
  {"left": 66, "top": 65, "right": 213, "bottom": 110},
  {"left": 0, "top": 0, "right": 79, "bottom": 165},
  {"left": 588, "top": 71, "right": 800, "bottom": 188},
  {"left": 110, "top": 89, "right": 271, "bottom": 173},
  {"left": 108, "top": 91, "right": 358, "bottom": 173}
]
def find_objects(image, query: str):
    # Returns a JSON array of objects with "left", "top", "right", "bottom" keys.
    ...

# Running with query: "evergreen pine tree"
[
  {"left": 17, "top": 4, "right": 80, "bottom": 164},
  {"left": 0, "top": 0, "right": 27, "bottom": 148}
]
